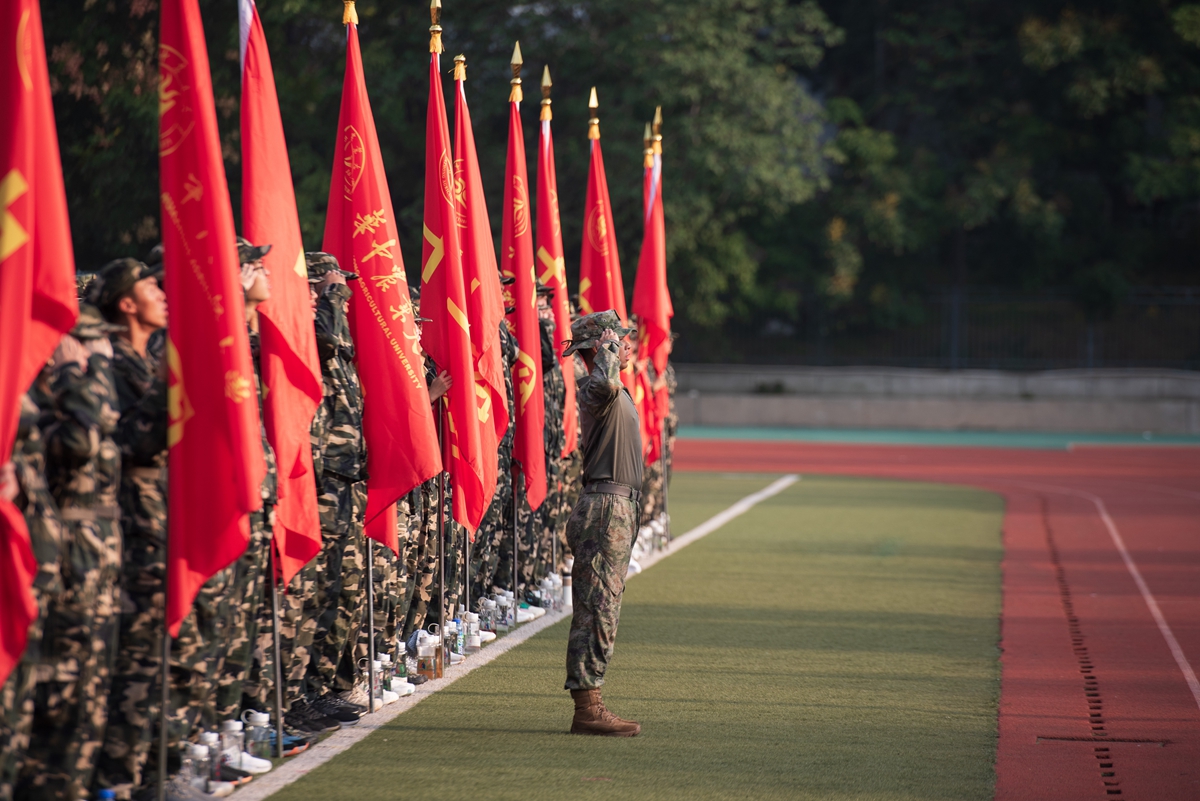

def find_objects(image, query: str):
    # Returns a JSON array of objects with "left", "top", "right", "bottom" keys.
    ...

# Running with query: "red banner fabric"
[
  {"left": 632, "top": 152, "right": 672, "bottom": 378},
  {"left": 160, "top": 0, "right": 265, "bottom": 636},
  {"left": 452, "top": 70, "right": 505, "bottom": 531},
  {"left": 420, "top": 53, "right": 487, "bottom": 533},
  {"left": 322, "top": 25, "right": 442, "bottom": 552},
  {"left": 0, "top": 0, "right": 79, "bottom": 684},
  {"left": 503, "top": 100, "right": 547, "bottom": 510},
  {"left": 536, "top": 113, "right": 578, "bottom": 457},
  {"left": 239, "top": 0, "right": 322, "bottom": 581},
  {"left": 578, "top": 139, "right": 627, "bottom": 322}
]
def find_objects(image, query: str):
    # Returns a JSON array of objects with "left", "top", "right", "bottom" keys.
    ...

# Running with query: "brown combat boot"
[{"left": 569, "top": 689, "right": 641, "bottom": 737}]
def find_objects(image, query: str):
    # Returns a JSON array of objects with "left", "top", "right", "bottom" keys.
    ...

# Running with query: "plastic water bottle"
[
  {"left": 563, "top": 573, "right": 572, "bottom": 610},
  {"left": 241, "top": 710, "right": 271, "bottom": 759},
  {"left": 178, "top": 746, "right": 195, "bottom": 783},
  {"left": 479, "top": 599, "right": 497, "bottom": 633},
  {"left": 379, "top": 653, "right": 395, "bottom": 687},
  {"left": 443, "top": 620, "right": 456, "bottom": 666},
  {"left": 464, "top": 612, "right": 481, "bottom": 653},
  {"left": 219, "top": 720, "right": 245, "bottom": 768},
  {"left": 98, "top": 791, "right": 116, "bottom": 801},
  {"left": 186, "top": 743, "right": 211, "bottom": 790},
  {"left": 200, "top": 732, "right": 221, "bottom": 782},
  {"left": 453, "top": 618, "right": 464, "bottom": 655}
]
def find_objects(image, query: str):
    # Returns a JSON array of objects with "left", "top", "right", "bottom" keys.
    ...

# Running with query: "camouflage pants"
[
  {"left": 471, "top": 469, "right": 512, "bottom": 602},
  {"left": 563, "top": 492, "right": 636, "bottom": 691},
  {"left": 402, "top": 480, "right": 442, "bottom": 640},
  {"left": 19, "top": 516, "right": 121, "bottom": 800},
  {"left": 307, "top": 478, "right": 367, "bottom": 696},
  {"left": 355, "top": 533, "right": 402, "bottom": 666},
  {"left": 0, "top": 605, "right": 45, "bottom": 801},
  {"left": 640, "top": 458, "right": 664, "bottom": 528},
  {"left": 214, "top": 514, "right": 270, "bottom": 719},
  {"left": 280, "top": 558, "right": 319, "bottom": 708}
]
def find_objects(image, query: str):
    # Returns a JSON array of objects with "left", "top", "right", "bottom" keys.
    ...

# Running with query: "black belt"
[{"left": 584, "top": 482, "right": 641, "bottom": 503}]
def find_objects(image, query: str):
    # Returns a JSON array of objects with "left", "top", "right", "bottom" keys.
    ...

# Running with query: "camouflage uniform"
[
  {"left": 401, "top": 479, "right": 440, "bottom": 639},
  {"left": 19, "top": 343, "right": 122, "bottom": 799},
  {"left": 356, "top": 498, "right": 409, "bottom": 664},
  {"left": 539, "top": 316, "right": 568, "bottom": 578},
  {"left": 215, "top": 329, "right": 276, "bottom": 719},
  {"left": 304, "top": 283, "right": 368, "bottom": 697},
  {"left": 562, "top": 313, "right": 641, "bottom": 691},
  {"left": 471, "top": 324, "right": 516, "bottom": 600},
  {"left": 1, "top": 394, "right": 65, "bottom": 801}
]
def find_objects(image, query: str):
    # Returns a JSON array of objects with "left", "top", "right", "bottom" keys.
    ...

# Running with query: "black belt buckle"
[{"left": 586, "top": 481, "right": 641, "bottom": 503}]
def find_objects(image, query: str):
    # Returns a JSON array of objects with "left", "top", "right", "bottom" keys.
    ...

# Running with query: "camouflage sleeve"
[
  {"left": 577, "top": 342, "right": 622, "bottom": 415},
  {"left": 315, "top": 284, "right": 353, "bottom": 362},
  {"left": 311, "top": 382, "right": 330, "bottom": 478},
  {"left": 119, "top": 376, "right": 168, "bottom": 466},
  {"left": 46, "top": 362, "right": 100, "bottom": 467}
]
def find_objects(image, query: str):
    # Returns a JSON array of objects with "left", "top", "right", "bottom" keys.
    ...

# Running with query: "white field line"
[
  {"left": 1002, "top": 478, "right": 1200, "bottom": 713},
  {"left": 231, "top": 472, "right": 799, "bottom": 800}
]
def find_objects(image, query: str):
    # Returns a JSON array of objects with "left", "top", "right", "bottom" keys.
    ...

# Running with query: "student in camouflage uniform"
[
  {"left": 537, "top": 287, "right": 568, "bottom": 579},
  {"left": 301, "top": 253, "right": 370, "bottom": 716},
  {"left": 560, "top": 312, "right": 642, "bottom": 737},
  {"left": 473, "top": 320, "right": 517, "bottom": 598},
  {"left": 18, "top": 308, "right": 124, "bottom": 799},
  {"left": 1, "top": 392, "right": 66, "bottom": 801},
  {"left": 88, "top": 258, "right": 179, "bottom": 796},
  {"left": 213, "top": 239, "right": 278, "bottom": 721}
]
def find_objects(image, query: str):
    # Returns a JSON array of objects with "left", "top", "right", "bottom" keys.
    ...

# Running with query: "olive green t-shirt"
[{"left": 577, "top": 342, "right": 643, "bottom": 490}]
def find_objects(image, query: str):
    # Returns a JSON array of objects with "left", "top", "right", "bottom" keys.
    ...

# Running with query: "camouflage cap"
[
  {"left": 562, "top": 310, "right": 635, "bottom": 356},
  {"left": 237, "top": 235, "right": 271, "bottom": 265},
  {"left": 499, "top": 273, "right": 515, "bottom": 286},
  {"left": 88, "top": 258, "right": 153, "bottom": 316},
  {"left": 305, "top": 251, "right": 358, "bottom": 283},
  {"left": 71, "top": 303, "right": 127, "bottom": 340},
  {"left": 76, "top": 273, "right": 97, "bottom": 302},
  {"left": 142, "top": 243, "right": 165, "bottom": 285},
  {"left": 536, "top": 283, "right": 554, "bottom": 298}
]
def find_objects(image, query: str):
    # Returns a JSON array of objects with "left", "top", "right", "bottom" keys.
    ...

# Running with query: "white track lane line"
[
  {"left": 1001, "top": 478, "right": 1200, "bottom": 713},
  {"left": 231, "top": 473, "right": 800, "bottom": 800}
]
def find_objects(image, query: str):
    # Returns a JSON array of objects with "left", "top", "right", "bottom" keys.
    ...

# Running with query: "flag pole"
[
  {"left": 366, "top": 537, "right": 376, "bottom": 712},
  {"left": 437, "top": 401, "right": 446, "bottom": 667},
  {"left": 513, "top": 466, "right": 521, "bottom": 610},
  {"left": 269, "top": 548, "right": 285, "bottom": 757},
  {"left": 158, "top": 514, "right": 169, "bottom": 801}
]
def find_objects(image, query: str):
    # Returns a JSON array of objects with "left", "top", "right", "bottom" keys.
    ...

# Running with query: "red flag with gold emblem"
[
  {"left": 420, "top": 45, "right": 487, "bottom": 533},
  {"left": 577, "top": 89, "right": 626, "bottom": 323},
  {"left": 239, "top": 0, "right": 322, "bottom": 581},
  {"left": 632, "top": 117, "right": 671, "bottom": 464},
  {"left": 502, "top": 52, "right": 546, "bottom": 511},
  {"left": 535, "top": 67, "right": 577, "bottom": 457},
  {"left": 323, "top": 13, "right": 442, "bottom": 552},
  {"left": 160, "top": 0, "right": 265, "bottom": 636},
  {"left": 0, "top": 0, "right": 79, "bottom": 684},
  {"left": 451, "top": 57, "right": 504, "bottom": 525}
]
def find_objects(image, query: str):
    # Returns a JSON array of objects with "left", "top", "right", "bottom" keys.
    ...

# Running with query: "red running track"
[{"left": 676, "top": 440, "right": 1200, "bottom": 801}]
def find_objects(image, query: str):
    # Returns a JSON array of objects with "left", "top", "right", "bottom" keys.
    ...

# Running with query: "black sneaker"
[
  {"left": 285, "top": 699, "right": 341, "bottom": 733},
  {"left": 218, "top": 764, "right": 254, "bottom": 785},
  {"left": 310, "top": 694, "right": 361, "bottom": 724},
  {"left": 407, "top": 674, "right": 428, "bottom": 686}
]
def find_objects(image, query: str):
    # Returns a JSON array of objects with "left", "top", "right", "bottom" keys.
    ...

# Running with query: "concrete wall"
[{"left": 673, "top": 366, "right": 1200, "bottom": 433}]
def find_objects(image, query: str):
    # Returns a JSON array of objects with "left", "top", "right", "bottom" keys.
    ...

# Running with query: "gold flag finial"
[
  {"left": 643, "top": 122, "right": 653, "bottom": 167},
  {"left": 509, "top": 41, "right": 523, "bottom": 103},
  {"left": 429, "top": 0, "right": 443, "bottom": 54},
  {"left": 587, "top": 86, "right": 600, "bottom": 140},
  {"left": 652, "top": 105, "right": 663, "bottom": 154},
  {"left": 342, "top": 0, "right": 358, "bottom": 25},
  {"left": 453, "top": 53, "right": 466, "bottom": 81},
  {"left": 540, "top": 65, "right": 553, "bottom": 121}
]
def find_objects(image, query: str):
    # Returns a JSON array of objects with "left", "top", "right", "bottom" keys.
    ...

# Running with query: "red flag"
[
  {"left": 420, "top": 46, "right": 487, "bottom": 533},
  {"left": 634, "top": 361, "right": 659, "bottom": 464},
  {"left": 632, "top": 116, "right": 672, "bottom": 465},
  {"left": 0, "top": 0, "right": 79, "bottom": 684},
  {"left": 323, "top": 13, "right": 442, "bottom": 553},
  {"left": 502, "top": 53, "right": 546, "bottom": 511},
  {"left": 578, "top": 89, "right": 626, "bottom": 322},
  {"left": 632, "top": 116, "right": 672, "bottom": 377},
  {"left": 239, "top": 0, "right": 322, "bottom": 582},
  {"left": 535, "top": 67, "right": 578, "bottom": 457},
  {"left": 160, "top": 0, "right": 265, "bottom": 635},
  {"left": 451, "top": 56, "right": 504, "bottom": 529}
]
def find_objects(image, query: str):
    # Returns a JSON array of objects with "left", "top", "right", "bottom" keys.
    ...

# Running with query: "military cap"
[
  {"left": 76, "top": 273, "right": 97, "bottom": 302},
  {"left": 305, "top": 251, "right": 358, "bottom": 283},
  {"left": 88, "top": 258, "right": 153, "bottom": 316},
  {"left": 237, "top": 235, "right": 271, "bottom": 265},
  {"left": 71, "top": 303, "right": 127, "bottom": 340},
  {"left": 562, "top": 310, "right": 636, "bottom": 357},
  {"left": 536, "top": 283, "right": 554, "bottom": 298},
  {"left": 142, "top": 243, "right": 165, "bottom": 285},
  {"left": 405, "top": 285, "right": 431, "bottom": 323},
  {"left": 499, "top": 273, "right": 515, "bottom": 286}
]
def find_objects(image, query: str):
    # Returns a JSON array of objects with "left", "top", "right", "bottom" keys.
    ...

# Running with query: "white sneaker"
[
  {"left": 627, "top": 559, "right": 642, "bottom": 575},
  {"left": 397, "top": 681, "right": 415, "bottom": 696},
  {"left": 203, "top": 781, "right": 236, "bottom": 798},
  {"left": 479, "top": 630, "right": 497, "bottom": 644},
  {"left": 381, "top": 688, "right": 400, "bottom": 704},
  {"left": 234, "top": 751, "right": 273, "bottom": 774}
]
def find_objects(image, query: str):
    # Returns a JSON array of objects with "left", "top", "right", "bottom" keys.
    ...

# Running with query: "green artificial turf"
[{"left": 271, "top": 473, "right": 1004, "bottom": 801}]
